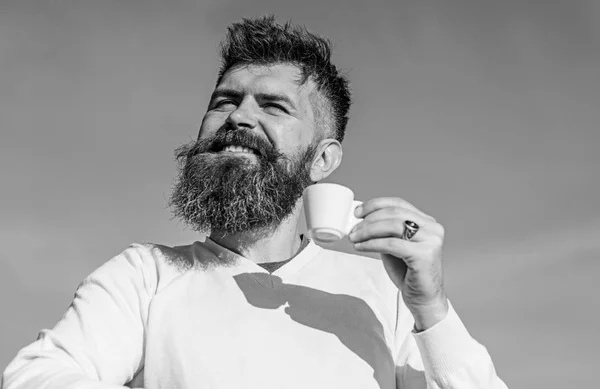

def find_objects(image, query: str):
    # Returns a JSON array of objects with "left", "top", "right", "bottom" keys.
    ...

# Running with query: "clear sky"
[{"left": 1, "top": 0, "right": 599, "bottom": 387}]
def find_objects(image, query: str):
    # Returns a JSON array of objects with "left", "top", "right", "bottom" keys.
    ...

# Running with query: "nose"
[{"left": 226, "top": 100, "right": 258, "bottom": 130}]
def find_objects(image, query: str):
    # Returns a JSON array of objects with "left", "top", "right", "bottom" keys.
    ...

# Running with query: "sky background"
[{"left": 1, "top": 0, "right": 599, "bottom": 387}]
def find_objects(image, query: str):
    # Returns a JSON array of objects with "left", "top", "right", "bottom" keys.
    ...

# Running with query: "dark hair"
[{"left": 216, "top": 16, "right": 351, "bottom": 143}]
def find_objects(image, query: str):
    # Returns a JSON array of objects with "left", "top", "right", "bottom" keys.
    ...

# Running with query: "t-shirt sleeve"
[
  {"left": 394, "top": 297, "right": 509, "bottom": 389},
  {"left": 2, "top": 244, "right": 158, "bottom": 389}
]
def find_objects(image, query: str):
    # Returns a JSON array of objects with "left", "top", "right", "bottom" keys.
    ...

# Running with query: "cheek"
[
  {"left": 263, "top": 120, "right": 308, "bottom": 153},
  {"left": 198, "top": 113, "right": 225, "bottom": 139}
]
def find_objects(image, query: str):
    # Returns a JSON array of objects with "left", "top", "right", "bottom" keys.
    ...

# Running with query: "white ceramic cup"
[{"left": 303, "top": 183, "right": 363, "bottom": 243}]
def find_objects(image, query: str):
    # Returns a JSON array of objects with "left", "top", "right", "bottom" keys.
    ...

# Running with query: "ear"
[{"left": 310, "top": 138, "right": 343, "bottom": 182}]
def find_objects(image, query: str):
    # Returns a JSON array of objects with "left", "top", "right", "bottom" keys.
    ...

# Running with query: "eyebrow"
[
  {"left": 210, "top": 88, "right": 297, "bottom": 109},
  {"left": 210, "top": 88, "right": 243, "bottom": 102}
]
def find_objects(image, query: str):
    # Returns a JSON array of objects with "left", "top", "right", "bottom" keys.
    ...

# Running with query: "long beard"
[{"left": 169, "top": 129, "right": 317, "bottom": 235}]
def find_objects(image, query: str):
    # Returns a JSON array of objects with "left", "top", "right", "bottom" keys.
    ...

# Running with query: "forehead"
[{"left": 217, "top": 64, "right": 314, "bottom": 99}]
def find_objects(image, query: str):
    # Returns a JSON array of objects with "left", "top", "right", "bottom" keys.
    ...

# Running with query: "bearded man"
[{"left": 2, "top": 17, "right": 508, "bottom": 389}]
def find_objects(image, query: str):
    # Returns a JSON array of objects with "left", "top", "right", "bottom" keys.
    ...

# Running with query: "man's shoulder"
[
  {"left": 112, "top": 241, "right": 194, "bottom": 266},
  {"left": 139, "top": 241, "right": 196, "bottom": 268},
  {"left": 89, "top": 241, "right": 199, "bottom": 292}
]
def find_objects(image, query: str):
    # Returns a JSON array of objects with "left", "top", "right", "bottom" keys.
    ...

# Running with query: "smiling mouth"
[{"left": 217, "top": 144, "right": 259, "bottom": 155}]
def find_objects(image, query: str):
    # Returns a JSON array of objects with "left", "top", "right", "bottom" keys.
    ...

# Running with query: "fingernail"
[{"left": 355, "top": 205, "right": 363, "bottom": 216}]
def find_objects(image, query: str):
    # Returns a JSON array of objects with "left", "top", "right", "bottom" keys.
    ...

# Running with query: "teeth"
[{"left": 223, "top": 145, "right": 255, "bottom": 154}]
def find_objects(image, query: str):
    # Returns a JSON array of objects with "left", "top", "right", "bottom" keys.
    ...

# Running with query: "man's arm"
[
  {"left": 2, "top": 244, "right": 156, "bottom": 389},
  {"left": 349, "top": 197, "right": 508, "bottom": 388},
  {"left": 394, "top": 298, "right": 508, "bottom": 389}
]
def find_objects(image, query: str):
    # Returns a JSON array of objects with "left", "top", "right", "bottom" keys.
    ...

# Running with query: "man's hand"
[{"left": 348, "top": 197, "right": 449, "bottom": 331}]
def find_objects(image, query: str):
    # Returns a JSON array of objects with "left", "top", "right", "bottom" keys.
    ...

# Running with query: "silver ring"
[{"left": 402, "top": 220, "right": 419, "bottom": 240}]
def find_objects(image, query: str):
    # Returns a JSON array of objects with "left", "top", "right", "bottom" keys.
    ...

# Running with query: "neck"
[{"left": 208, "top": 202, "right": 304, "bottom": 264}]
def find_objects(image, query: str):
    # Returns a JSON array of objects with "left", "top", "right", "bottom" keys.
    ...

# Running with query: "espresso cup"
[{"left": 302, "top": 183, "right": 363, "bottom": 243}]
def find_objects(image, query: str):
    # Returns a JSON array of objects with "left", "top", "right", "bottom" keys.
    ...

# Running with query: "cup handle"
[{"left": 346, "top": 200, "right": 363, "bottom": 235}]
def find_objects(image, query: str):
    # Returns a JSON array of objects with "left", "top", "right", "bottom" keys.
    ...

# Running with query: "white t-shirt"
[{"left": 2, "top": 238, "right": 507, "bottom": 389}]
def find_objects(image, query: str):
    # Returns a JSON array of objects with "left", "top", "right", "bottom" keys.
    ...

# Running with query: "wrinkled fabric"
[{"left": 2, "top": 239, "right": 508, "bottom": 389}]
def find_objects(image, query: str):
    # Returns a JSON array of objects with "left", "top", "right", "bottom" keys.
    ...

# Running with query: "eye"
[
  {"left": 262, "top": 103, "right": 288, "bottom": 114},
  {"left": 212, "top": 100, "right": 237, "bottom": 110}
]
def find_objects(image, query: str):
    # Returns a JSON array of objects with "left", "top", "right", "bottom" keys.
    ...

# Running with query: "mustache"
[{"left": 177, "top": 126, "right": 286, "bottom": 164}]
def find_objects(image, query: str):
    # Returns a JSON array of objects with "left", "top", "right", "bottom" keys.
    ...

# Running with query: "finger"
[
  {"left": 351, "top": 207, "right": 444, "bottom": 239},
  {"left": 356, "top": 197, "right": 435, "bottom": 221},
  {"left": 349, "top": 219, "right": 441, "bottom": 244},
  {"left": 359, "top": 207, "right": 435, "bottom": 231},
  {"left": 353, "top": 237, "right": 417, "bottom": 258}
]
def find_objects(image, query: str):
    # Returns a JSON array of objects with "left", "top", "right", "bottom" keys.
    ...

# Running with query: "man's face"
[
  {"left": 169, "top": 64, "right": 321, "bottom": 235},
  {"left": 200, "top": 63, "right": 319, "bottom": 158}
]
